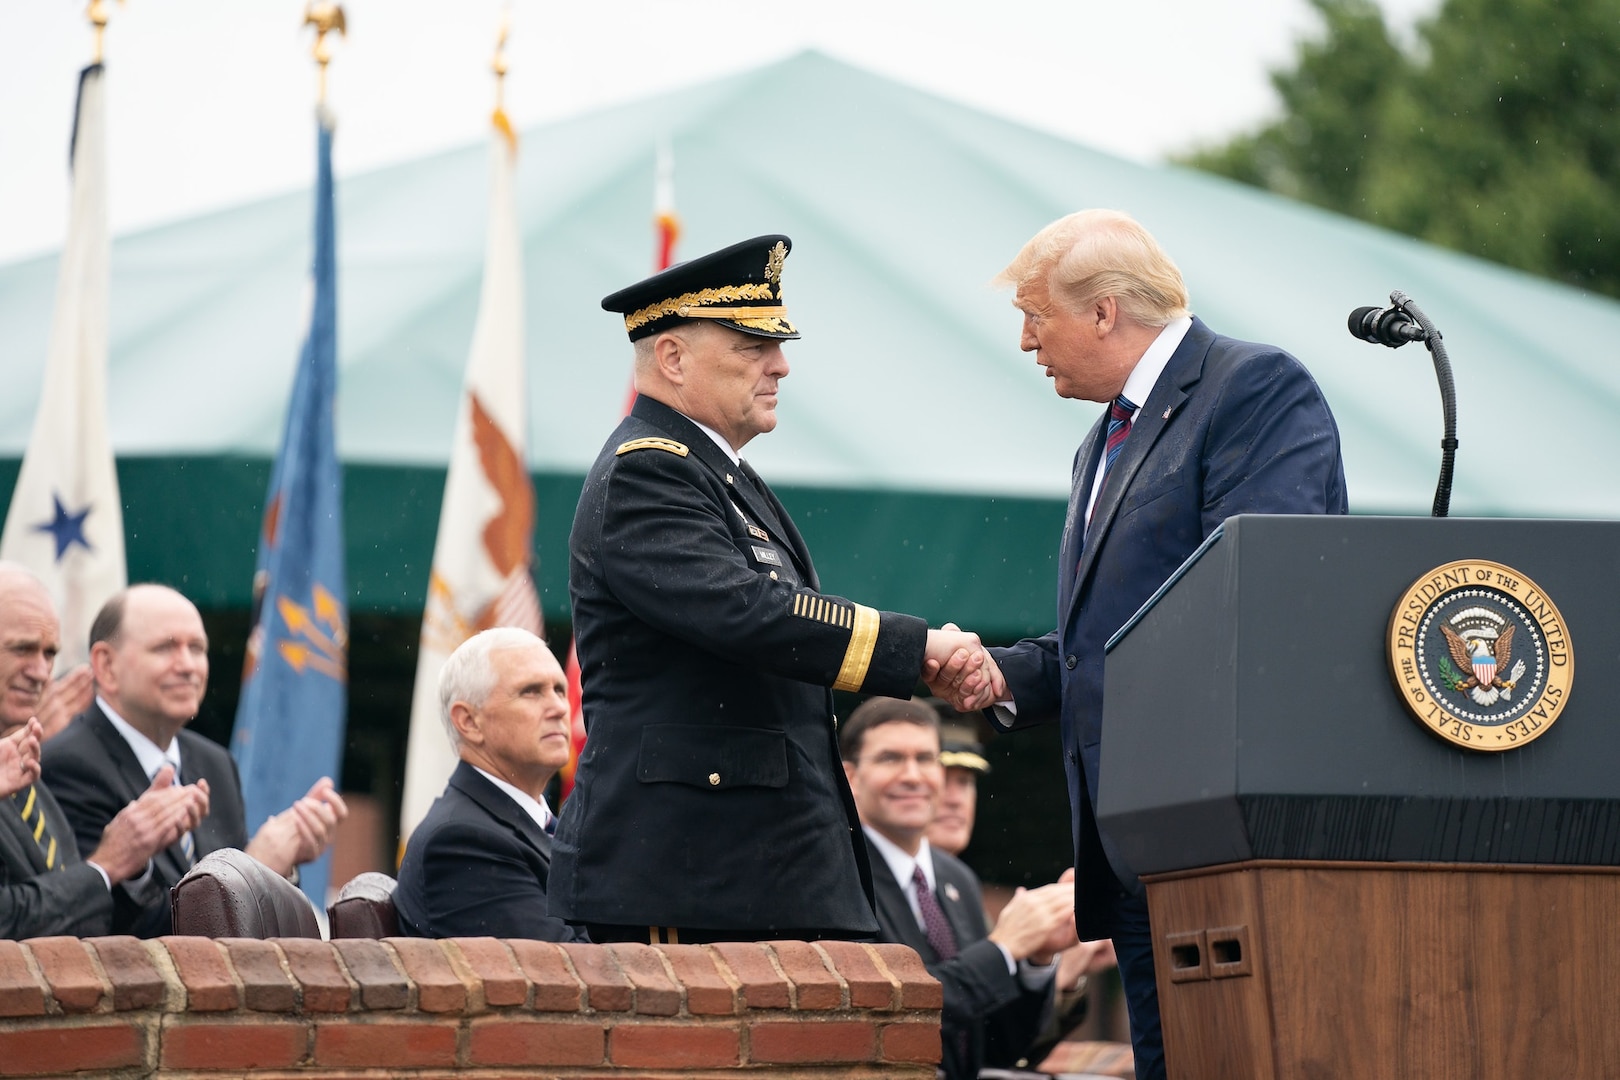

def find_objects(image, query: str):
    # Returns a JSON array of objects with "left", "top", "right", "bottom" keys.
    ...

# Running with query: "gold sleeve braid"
[{"left": 792, "top": 591, "right": 880, "bottom": 692}]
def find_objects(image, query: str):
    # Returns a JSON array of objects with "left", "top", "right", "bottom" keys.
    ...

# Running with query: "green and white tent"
[{"left": 4, "top": 50, "right": 1618, "bottom": 642}]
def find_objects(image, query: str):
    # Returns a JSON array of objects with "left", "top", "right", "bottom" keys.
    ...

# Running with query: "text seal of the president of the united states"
[{"left": 1387, "top": 559, "right": 1573, "bottom": 751}]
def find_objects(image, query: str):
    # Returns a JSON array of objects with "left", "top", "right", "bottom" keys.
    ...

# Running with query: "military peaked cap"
[
  {"left": 939, "top": 718, "right": 991, "bottom": 774},
  {"left": 601, "top": 234, "right": 801, "bottom": 342}
]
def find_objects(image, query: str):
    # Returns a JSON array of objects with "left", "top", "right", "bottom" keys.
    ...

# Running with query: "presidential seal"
[{"left": 1387, "top": 560, "right": 1573, "bottom": 751}]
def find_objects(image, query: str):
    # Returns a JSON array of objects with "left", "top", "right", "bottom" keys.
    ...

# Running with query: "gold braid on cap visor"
[{"left": 623, "top": 282, "right": 795, "bottom": 335}]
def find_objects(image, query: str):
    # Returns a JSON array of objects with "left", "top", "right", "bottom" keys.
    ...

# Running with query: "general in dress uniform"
[{"left": 549, "top": 235, "right": 984, "bottom": 942}]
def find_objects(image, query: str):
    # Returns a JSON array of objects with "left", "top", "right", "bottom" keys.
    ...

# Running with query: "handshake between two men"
[{"left": 921, "top": 624, "right": 1007, "bottom": 713}]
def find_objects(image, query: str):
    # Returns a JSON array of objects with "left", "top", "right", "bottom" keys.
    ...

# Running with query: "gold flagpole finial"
[
  {"left": 87, "top": 0, "right": 124, "bottom": 65},
  {"left": 492, "top": 12, "right": 511, "bottom": 111},
  {"left": 490, "top": 7, "right": 517, "bottom": 152},
  {"left": 303, "top": 2, "right": 347, "bottom": 105}
]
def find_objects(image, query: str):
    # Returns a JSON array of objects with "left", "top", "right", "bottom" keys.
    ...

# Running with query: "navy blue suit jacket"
[
  {"left": 866, "top": 836, "right": 1049, "bottom": 1080},
  {"left": 991, "top": 318, "right": 1347, "bottom": 939},
  {"left": 41, "top": 704, "right": 249, "bottom": 938},
  {"left": 396, "top": 760, "right": 584, "bottom": 941}
]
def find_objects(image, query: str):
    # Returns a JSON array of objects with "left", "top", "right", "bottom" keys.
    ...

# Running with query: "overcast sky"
[{"left": 0, "top": 0, "right": 1438, "bottom": 264}]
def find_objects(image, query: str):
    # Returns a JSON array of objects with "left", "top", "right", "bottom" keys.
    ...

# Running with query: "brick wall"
[{"left": 0, "top": 937, "right": 941, "bottom": 1077}]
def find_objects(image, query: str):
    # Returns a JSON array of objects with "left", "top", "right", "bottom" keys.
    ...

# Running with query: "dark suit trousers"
[{"left": 1112, "top": 887, "right": 1164, "bottom": 1080}]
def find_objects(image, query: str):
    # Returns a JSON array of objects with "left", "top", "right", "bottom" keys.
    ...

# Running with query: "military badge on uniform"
[
  {"left": 729, "top": 500, "right": 771, "bottom": 542},
  {"left": 615, "top": 437, "right": 688, "bottom": 457},
  {"left": 1387, "top": 559, "right": 1573, "bottom": 751}
]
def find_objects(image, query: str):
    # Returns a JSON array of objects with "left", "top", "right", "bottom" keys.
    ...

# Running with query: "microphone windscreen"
[{"left": 1348, "top": 306, "right": 1379, "bottom": 338}]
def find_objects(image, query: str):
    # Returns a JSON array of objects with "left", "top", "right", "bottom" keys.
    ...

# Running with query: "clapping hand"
[
  {"left": 87, "top": 765, "right": 212, "bottom": 884},
  {"left": 0, "top": 718, "right": 43, "bottom": 799},
  {"left": 34, "top": 665, "right": 93, "bottom": 741},
  {"left": 245, "top": 776, "right": 349, "bottom": 877}
]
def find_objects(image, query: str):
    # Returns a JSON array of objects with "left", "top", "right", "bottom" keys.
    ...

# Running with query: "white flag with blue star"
[{"left": 0, "top": 64, "right": 126, "bottom": 669}]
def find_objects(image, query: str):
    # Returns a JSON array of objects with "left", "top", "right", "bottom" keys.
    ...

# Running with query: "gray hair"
[{"left": 437, "top": 627, "right": 549, "bottom": 748}]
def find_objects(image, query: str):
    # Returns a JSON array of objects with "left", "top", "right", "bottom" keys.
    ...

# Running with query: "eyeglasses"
[{"left": 862, "top": 750, "right": 941, "bottom": 770}]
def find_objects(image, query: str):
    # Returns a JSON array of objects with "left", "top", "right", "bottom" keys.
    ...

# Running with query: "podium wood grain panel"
[
  {"left": 1148, "top": 867, "right": 1276, "bottom": 1080},
  {"left": 1148, "top": 863, "right": 1620, "bottom": 1080}
]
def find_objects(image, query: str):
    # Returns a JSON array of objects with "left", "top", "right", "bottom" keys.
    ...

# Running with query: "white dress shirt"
[
  {"left": 471, "top": 766, "right": 557, "bottom": 834},
  {"left": 1082, "top": 316, "right": 1192, "bottom": 525}
]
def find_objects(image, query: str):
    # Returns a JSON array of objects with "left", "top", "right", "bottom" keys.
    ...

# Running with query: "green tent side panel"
[{"left": 0, "top": 459, "right": 1063, "bottom": 642}]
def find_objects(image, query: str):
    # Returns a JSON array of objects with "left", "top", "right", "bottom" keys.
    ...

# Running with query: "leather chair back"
[
  {"left": 327, "top": 871, "right": 399, "bottom": 938},
  {"left": 170, "top": 848, "right": 322, "bottom": 939}
]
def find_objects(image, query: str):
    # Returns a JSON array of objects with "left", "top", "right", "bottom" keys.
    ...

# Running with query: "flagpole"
[
  {"left": 230, "top": 2, "right": 350, "bottom": 907},
  {"left": 0, "top": 0, "right": 128, "bottom": 688},
  {"left": 398, "top": 8, "right": 540, "bottom": 848}
]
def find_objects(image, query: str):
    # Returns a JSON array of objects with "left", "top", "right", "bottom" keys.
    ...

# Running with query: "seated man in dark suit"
[
  {"left": 41, "top": 583, "right": 347, "bottom": 938},
  {"left": 841, "top": 697, "right": 1076, "bottom": 1080},
  {"left": 1, "top": 566, "right": 208, "bottom": 939},
  {"left": 395, "top": 627, "right": 584, "bottom": 940}
]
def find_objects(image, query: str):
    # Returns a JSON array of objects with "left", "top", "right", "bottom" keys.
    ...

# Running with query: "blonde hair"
[{"left": 995, "top": 209, "right": 1190, "bottom": 328}]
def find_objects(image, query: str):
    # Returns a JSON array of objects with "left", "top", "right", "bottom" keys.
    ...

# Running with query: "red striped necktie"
[{"left": 1088, "top": 393, "right": 1137, "bottom": 526}]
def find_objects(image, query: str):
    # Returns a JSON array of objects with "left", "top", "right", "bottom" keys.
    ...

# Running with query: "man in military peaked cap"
[{"left": 550, "top": 235, "right": 997, "bottom": 943}]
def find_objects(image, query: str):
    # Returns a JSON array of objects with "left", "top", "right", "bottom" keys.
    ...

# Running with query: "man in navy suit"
[
  {"left": 842, "top": 696, "right": 1075, "bottom": 1080},
  {"left": 931, "top": 210, "right": 1347, "bottom": 1078},
  {"left": 395, "top": 627, "right": 584, "bottom": 940},
  {"left": 42, "top": 583, "right": 347, "bottom": 937},
  {"left": 2, "top": 568, "right": 208, "bottom": 939}
]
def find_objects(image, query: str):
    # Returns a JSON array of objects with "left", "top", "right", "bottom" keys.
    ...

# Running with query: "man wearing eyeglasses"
[{"left": 840, "top": 696, "right": 1076, "bottom": 1080}]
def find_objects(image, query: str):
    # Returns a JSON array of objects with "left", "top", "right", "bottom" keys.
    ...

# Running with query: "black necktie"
[{"left": 735, "top": 459, "right": 787, "bottom": 534}]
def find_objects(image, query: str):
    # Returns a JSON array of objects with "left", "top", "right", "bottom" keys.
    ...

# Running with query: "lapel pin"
[{"left": 943, "top": 882, "right": 960, "bottom": 902}]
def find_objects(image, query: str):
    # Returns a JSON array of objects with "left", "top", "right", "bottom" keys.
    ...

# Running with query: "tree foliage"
[{"left": 1182, "top": 0, "right": 1620, "bottom": 297}]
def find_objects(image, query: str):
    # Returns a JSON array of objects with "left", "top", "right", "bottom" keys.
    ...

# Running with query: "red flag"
[{"left": 561, "top": 142, "right": 680, "bottom": 801}]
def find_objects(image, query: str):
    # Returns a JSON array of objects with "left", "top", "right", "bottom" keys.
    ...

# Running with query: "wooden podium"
[{"left": 1098, "top": 516, "right": 1620, "bottom": 1080}]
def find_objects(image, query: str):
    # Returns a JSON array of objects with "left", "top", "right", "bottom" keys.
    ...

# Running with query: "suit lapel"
[
  {"left": 1070, "top": 319, "right": 1211, "bottom": 613},
  {"left": 737, "top": 463, "right": 818, "bottom": 589},
  {"left": 85, "top": 706, "right": 153, "bottom": 803},
  {"left": 928, "top": 850, "right": 978, "bottom": 951},
  {"left": 630, "top": 396, "right": 815, "bottom": 584},
  {"left": 86, "top": 707, "right": 194, "bottom": 879},
  {"left": 1061, "top": 414, "right": 1108, "bottom": 619},
  {"left": 865, "top": 837, "right": 931, "bottom": 956},
  {"left": 450, "top": 763, "right": 552, "bottom": 862}
]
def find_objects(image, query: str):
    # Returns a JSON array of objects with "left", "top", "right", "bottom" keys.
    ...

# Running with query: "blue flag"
[{"left": 231, "top": 110, "right": 347, "bottom": 906}]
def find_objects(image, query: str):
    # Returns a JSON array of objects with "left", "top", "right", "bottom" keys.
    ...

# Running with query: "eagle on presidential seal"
[{"left": 1441, "top": 624, "right": 1527, "bottom": 707}]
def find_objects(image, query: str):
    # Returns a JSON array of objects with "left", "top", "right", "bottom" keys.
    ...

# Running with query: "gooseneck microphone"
[
  {"left": 1346, "top": 291, "right": 1456, "bottom": 517},
  {"left": 1347, "top": 304, "right": 1427, "bottom": 347}
]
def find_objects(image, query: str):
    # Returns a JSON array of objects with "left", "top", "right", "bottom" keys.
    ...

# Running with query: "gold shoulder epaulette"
[{"left": 616, "top": 437, "right": 689, "bottom": 457}]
